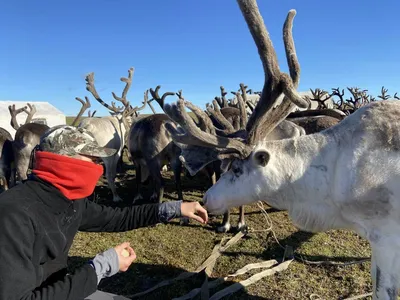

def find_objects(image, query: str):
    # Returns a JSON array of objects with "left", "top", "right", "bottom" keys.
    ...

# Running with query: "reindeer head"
[{"left": 162, "top": 0, "right": 309, "bottom": 214}]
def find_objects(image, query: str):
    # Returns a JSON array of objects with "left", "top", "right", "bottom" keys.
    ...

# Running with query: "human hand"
[
  {"left": 180, "top": 202, "right": 208, "bottom": 224},
  {"left": 114, "top": 242, "right": 136, "bottom": 272}
]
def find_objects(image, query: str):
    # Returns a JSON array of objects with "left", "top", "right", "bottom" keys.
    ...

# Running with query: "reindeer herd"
[{"left": 1, "top": 0, "right": 400, "bottom": 298}]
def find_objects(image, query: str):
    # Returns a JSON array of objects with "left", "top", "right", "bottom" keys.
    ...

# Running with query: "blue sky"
[{"left": 1, "top": 0, "right": 399, "bottom": 116}]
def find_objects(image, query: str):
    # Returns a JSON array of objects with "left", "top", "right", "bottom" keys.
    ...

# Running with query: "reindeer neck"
[{"left": 263, "top": 132, "right": 335, "bottom": 209}]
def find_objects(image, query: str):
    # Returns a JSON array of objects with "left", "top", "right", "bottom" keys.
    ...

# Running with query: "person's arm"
[
  {"left": 0, "top": 208, "right": 98, "bottom": 300},
  {"left": 79, "top": 199, "right": 182, "bottom": 232}
]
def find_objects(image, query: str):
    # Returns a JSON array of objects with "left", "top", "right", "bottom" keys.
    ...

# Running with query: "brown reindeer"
[{"left": 128, "top": 86, "right": 182, "bottom": 203}]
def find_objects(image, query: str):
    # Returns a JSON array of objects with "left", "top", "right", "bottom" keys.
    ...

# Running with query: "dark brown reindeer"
[
  {"left": 128, "top": 86, "right": 183, "bottom": 203},
  {"left": 286, "top": 88, "right": 347, "bottom": 134},
  {"left": 8, "top": 104, "right": 49, "bottom": 183},
  {"left": 0, "top": 127, "right": 14, "bottom": 191}
]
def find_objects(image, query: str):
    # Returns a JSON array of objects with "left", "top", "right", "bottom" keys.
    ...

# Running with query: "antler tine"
[
  {"left": 8, "top": 104, "right": 27, "bottom": 130},
  {"left": 309, "top": 88, "right": 330, "bottom": 109},
  {"left": 183, "top": 101, "right": 216, "bottom": 134},
  {"left": 111, "top": 67, "right": 134, "bottom": 108},
  {"left": 220, "top": 86, "right": 229, "bottom": 107},
  {"left": 146, "top": 98, "right": 157, "bottom": 114},
  {"left": 214, "top": 96, "right": 224, "bottom": 108},
  {"left": 206, "top": 100, "right": 236, "bottom": 133},
  {"left": 346, "top": 87, "right": 362, "bottom": 109},
  {"left": 164, "top": 100, "right": 251, "bottom": 156},
  {"left": 71, "top": 96, "right": 91, "bottom": 126},
  {"left": 243, "top": 5, "right": 308, "bottom": 145},
  {"left": 23, "top": 103, "right": 37, "bottom": 124},
  {"left": 378, "top": 86, "right": 390, "bottom": 100},
  {"left": 149, "top": 85, "right": 176, "bottom": 109},
  {"left": 176, "top": 90, "right": 184, "bottom": 100},
  {"left": 85, "top": 72, "right": 124, "bottom": 113},
  {"left": 88, "top": 110, "right": 97, "bottom": 117},
  {"left": 127, "top": 90, "right": 149, "bottom": 116},
  {"left": 331, "top": 87, "right": 345, "bottom": 110},
  {"left": 394, "top": 92, "right": 400, "bottom": 100},
  {"left": 238, "top": 83, "right": 249, "bottom": 128}
]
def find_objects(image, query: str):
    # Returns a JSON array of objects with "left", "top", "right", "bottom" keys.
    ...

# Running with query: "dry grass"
[{"left": 68, "top": 155, "right": 373, "bottom": 300}]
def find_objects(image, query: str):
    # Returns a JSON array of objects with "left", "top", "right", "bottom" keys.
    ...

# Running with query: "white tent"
[{"left": 0, "top": 101, "right": 66, "bottom": 138}]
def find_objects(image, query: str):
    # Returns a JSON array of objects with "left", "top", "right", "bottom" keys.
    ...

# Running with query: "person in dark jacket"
[{"left": 0, "top": 125, "right": 208, "bottom": 300}]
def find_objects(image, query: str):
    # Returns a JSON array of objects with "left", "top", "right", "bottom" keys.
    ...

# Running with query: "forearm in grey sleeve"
[
  {"left": 89, "top": 248, "right": 119, "bottom": 284},
  {"left": 158, "top": 200, "right": 182, "bottom": 223}
]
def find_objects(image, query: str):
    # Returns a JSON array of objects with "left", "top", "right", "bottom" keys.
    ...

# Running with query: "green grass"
[{"left": 68, "top": 164, "right": 373, "bottom": 300}]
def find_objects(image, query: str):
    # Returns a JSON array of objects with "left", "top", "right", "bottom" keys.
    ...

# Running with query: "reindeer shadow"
[
  {"left": 68, "top": 256, "right": 269, "bottom": 300},
  {"left": 222, "top": 229, "right": 369, "bottom": 270}
]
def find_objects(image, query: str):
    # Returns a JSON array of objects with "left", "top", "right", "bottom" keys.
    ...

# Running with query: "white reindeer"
[
  {"left": 163, "top": 1, "right": 400, "bottom": 299},
  {"left": 72, "top": 68, "right": 147, "bottom": 202}
]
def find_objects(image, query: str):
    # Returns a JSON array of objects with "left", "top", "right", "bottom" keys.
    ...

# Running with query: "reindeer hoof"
[
  {"left": 180, "top": 217, "right": 190, "bottom": 225},
  {"left": 216, "top": 223, "right": 231, "bottom": 233},
  {"left": 237, "top": 222, "right": 248, "bottom": 234}
]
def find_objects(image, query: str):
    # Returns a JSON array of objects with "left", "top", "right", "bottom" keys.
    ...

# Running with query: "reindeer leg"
[
  {"left": 370, "top": 239, "right": 400, "bottom": 300},
  {"left": 216, "top": 211, "right": 231, "bottom": 233},
  {"left": 171, "top": 158, "right": 183, "bottom": 200},
  {"left": 104, "top": 156, "right": 123, "bottom": 203},
  {"left": 237, "top": 205, "right": 248, "bottom": 233},
  {"left": 133, "top": 161, "right": 143, "bottom": 204},
  {"left": 148, "top": 159, "right": 163, "bottom": 203}
]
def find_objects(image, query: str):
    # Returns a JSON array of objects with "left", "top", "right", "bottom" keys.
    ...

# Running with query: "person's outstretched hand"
[
  {"left": 181, "top": 202, "right": 208, "bottom": 224},
  {"left": 114, "top": 242, "right": 136, "bottom": 272}
]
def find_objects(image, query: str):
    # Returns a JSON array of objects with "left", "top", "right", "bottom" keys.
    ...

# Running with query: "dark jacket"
[{"left": 0, "top": 176, "right": 163, "bottom": 300}]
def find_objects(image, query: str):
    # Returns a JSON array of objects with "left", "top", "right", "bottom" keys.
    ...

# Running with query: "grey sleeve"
[
  {"left": 158, "top": 200, "right": 182, "bottom": 223},
  {"left": 89, "top": 248, "right": 119, "bottom": 284}
]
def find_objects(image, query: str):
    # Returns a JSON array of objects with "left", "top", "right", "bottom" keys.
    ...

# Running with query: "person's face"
[{"left": 72, "top": 154, "right": 101, "bottom": 164}]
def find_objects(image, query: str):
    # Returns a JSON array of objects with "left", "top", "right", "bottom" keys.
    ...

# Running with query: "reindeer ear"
[{"left": 253, "top": 150, "right": 270, "bottom": 167}]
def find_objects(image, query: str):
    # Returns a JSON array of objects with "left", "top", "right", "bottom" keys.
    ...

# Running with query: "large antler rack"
[
  {"left": 309, "top": 88, "right": 331, "bottom": 109},
  {"left": 8, "top": 103, "right": 38, "bottom": 130},
  {"left": 163, "top": 0, "right": 309, "bottom": 161},
  {"left": 85, "top": 68, "right": 136, "bottom": 114},
  {"left": 8, "top": 104, "right": 27, "bottom": 130}
]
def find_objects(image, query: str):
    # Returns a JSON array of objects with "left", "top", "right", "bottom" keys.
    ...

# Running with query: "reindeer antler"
[
  {"left": 378, "top": 86, "right": 391, "bottom": 100},
  {"left": 309, "top": 88, "right": 331, "bottom": 109},
  {"left": 85, "top": 72, "right": 125, "bottom": 113},
  {"left": 8, "top": 104, "right": 27, "bottom": 130},
  {"left": 162, "top": 2, "right": 308, "bottom": 160},
  {"left": 22, "top": 103, "right": 37, "bottom": 124},
  {"left": 88, "top": 110, "right": 97, "bottom": 117},
  {"left": 149, "top": 85, "right": 176, "bottom": 109},
  {"left": 71, "top": 96, "right": 91, "bottom": 126},
  {"left": 111, "top": 67, "right": 134, "bottom": 108}
]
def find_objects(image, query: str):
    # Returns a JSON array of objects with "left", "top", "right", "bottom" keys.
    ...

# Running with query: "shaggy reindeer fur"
[
  {"left": 204, "top": 100, "right": 400, "bottom": 300},
  {"left": 128, "top": 114, "right": 182, "bottom": 203}
]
